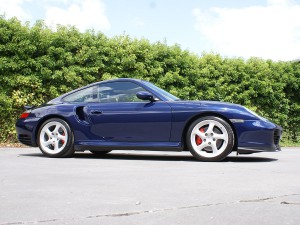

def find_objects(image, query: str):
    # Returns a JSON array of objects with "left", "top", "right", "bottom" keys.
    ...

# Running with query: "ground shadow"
[
  {"left": 224, "top": 155, "right": 278, "bottom": 163},
  {"left": 19, "top": 151, "right": 278, "bottom": 163},
  {"left": 74, "top": 152, "right": 198, "bottom": 162}
]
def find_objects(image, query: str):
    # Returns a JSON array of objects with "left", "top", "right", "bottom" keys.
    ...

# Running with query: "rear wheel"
[
  {"left": 37, "top": 118, "right": 74, "bottom": 158},
  {"left": 186, "top": 116, "right": 234, "bottom": 162}
]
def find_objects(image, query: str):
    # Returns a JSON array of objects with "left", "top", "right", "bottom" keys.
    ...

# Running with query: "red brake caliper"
[
  {"left": 61, "top": 132, "right": 65, "bottom": 144},
  {"left": 195, "top": 128, "right": 205, "bottom": 145}
]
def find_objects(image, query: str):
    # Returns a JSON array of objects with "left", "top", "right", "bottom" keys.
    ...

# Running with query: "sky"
[{"left": 1, "top": 0, "right": 300, "bottom": 61}]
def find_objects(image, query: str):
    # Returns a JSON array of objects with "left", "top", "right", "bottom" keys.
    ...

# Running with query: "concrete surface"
[{"left": 0, "top": 147, "right": 299, "bottom": 225}]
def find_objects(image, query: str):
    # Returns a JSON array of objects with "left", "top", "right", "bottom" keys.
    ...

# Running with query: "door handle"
[{"left": 90, "top": 110, "right": 102, "bottom": 115}]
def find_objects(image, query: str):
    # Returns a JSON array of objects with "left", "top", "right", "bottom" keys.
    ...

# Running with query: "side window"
[
  {"left": 98, "top": 82, "right": 148, "bottom": 103},
  {"left": 63, "top": 86, "right": 98, "bottom": 103},
  {"left": 63, "top": 81, "right": 149, "bottom": 103}
]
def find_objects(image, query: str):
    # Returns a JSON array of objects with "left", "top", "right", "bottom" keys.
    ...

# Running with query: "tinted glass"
[
  {"left": 63, "top": 81, "right": 148, "bottom": 103},
  {"left": 98, "top": 82, "right": 147, "bottom": 103},
  {"left": 63, "top": 86, "right": 96, "bottom": 103}
]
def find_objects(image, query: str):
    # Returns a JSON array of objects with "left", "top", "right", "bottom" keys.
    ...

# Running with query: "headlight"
[{"left": 243, "top": 107, "right": 268, "bottom": 122}]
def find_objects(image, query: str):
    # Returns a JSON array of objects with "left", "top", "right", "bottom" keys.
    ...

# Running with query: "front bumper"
[{"left": 233, "top": 120, "right": 283, "bottom": 154}]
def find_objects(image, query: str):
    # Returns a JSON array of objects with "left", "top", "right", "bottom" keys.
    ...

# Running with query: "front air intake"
[{"left": 273, "top": 129, "right": 281, "bottom": 147}]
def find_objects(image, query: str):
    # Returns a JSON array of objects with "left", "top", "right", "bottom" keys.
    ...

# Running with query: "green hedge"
[{"left": 0, "top": 16, "right": 299, "bottom": 144}]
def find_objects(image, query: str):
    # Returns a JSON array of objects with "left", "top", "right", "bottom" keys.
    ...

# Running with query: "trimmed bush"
[{"left": 0, "top": 17, "right": 299, "bottom": 144}]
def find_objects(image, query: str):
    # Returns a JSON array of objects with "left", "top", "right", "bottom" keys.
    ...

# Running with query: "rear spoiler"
[{"left": 24, "top": 105, "right": 35, "bottom": 111}]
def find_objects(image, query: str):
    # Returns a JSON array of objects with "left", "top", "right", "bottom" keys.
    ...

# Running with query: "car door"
[{"left": 86, "top": 81, "right": 172, "bottom": 142}]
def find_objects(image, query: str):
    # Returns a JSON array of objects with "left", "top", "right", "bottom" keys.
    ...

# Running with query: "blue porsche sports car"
[{"left": 16, "top": 78, "right": 282, "bottom": 161}]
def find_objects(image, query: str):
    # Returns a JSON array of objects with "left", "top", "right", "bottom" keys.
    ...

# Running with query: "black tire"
[
  {"left": 90, "top": 150, "right": 112, "bottom": 155},
  {"left": 186, "top": 116, "right": 234, "bottom": 162},
  {"left": 37, "top": 118, "right": 75, "bottom": 158}
]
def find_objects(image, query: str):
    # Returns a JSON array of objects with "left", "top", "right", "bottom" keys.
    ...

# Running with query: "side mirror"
[{"left": 136, "top": 91, "right": 155, "bottom": 101}]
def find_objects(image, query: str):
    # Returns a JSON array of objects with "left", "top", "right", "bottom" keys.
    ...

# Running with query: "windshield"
[{"left": 143, "top": 81, "right": 180, "bottom": 101}]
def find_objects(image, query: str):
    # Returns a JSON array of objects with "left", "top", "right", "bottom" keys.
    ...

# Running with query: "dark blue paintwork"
[{"left": 16, "top": 78, "right": 282, "bottom": 153}]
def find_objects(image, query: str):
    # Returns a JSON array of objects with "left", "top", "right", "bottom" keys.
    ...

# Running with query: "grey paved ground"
[{"left": 0, "top": 147, "right": 299, "bottom": 225}]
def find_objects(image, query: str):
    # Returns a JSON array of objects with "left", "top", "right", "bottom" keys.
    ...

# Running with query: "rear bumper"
[{"left": 15, "top": 118, "right": 38, "bottom": 147}]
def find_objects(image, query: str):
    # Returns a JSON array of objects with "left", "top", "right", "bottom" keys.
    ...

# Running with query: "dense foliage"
[{"left": 0, "top": 17, "right": 299, "bottom": 144}]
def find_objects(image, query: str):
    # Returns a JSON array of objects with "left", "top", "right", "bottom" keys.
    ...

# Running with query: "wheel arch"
[
  {"left": 181, "top": 112, "right": 238, "bottom": 151},
  {"left": 34, "top": 115, "right": 73, "bottom": 146}
]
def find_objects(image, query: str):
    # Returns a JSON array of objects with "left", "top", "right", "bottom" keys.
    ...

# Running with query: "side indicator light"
[{"left": 230, "top": 119, "right": 244, "bottom": 123}]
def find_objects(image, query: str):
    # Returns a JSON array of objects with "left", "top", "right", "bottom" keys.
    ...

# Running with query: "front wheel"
[
  {"left": 186, "top": 116, "right": 234, "bottom": 162},
  {"left": 37, "top": 118, "right": 74, "bottom": 158}
]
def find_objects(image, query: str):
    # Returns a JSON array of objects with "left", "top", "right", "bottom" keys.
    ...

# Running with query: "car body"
[{"left": 16, "top": 78, "right": 282, "bottom": 161}]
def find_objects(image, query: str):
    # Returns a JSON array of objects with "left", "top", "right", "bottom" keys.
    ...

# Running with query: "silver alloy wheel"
[
  {"left": 39, "top": 121, "right": 68, "bottom": 154},
  {"left": 190, "top": 119, "right": 229, "bottom": 158}
]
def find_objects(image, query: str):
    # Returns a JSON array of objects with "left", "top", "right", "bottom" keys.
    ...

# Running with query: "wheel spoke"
[
  {"left": 58, "top": 134, "right": 67, "bottom": 142},
  {"left": 213, "top": 133, "right": 227, "bottom": 141},
  {"left": 42, "top": 139, "right": 52, "bottom": 147},
  {"left": 53, "top": 125, "right": 60, "bottom": 134},
  {"left": 206, "top": 122, "right": 215, "bottom": 134},
  {"left": 45, "top": 128, "right": 52, "bottom": 138},
  {"left": 195, "top": 142, "right": 209, "bottom": 151},
  {"left": 211, "top": 142, "right": 218, "bottom": 154},
  {"left": 53, "top": 140, "right": 59, "bottom": 152}
]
